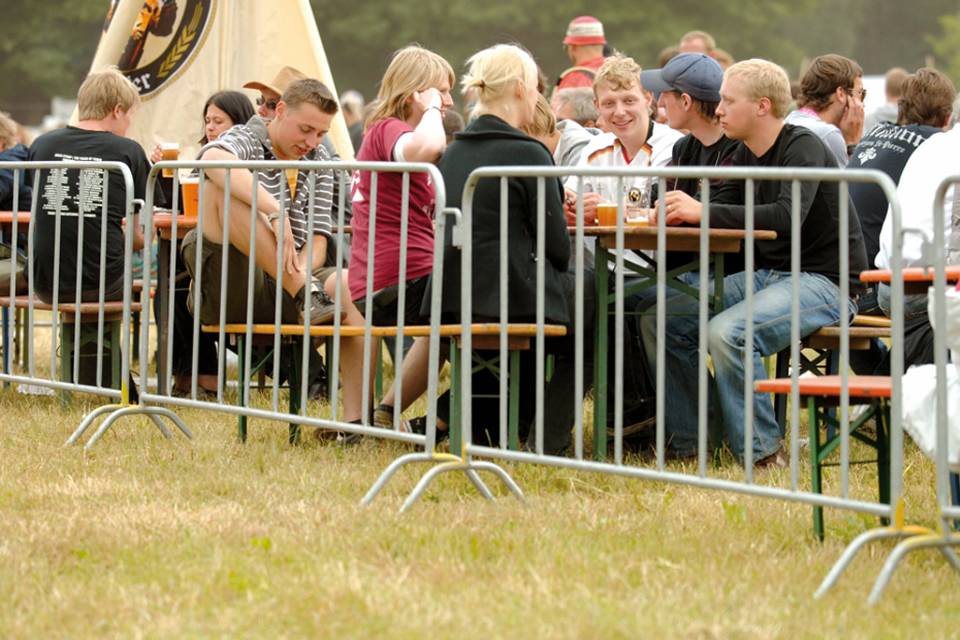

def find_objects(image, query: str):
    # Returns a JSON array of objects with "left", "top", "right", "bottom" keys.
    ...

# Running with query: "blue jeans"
[{"left": 640, "top": 270, "right": 857, "bottom": 460}]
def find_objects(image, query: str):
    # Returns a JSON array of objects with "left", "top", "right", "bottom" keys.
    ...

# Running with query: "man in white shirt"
[{"left": 564, "top": 54, "right": 683, "bottom": 224}]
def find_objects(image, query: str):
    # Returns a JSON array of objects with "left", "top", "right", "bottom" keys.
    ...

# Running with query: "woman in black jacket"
[{"left": 438, "top": 44, "right": 594, "bottom": 455}]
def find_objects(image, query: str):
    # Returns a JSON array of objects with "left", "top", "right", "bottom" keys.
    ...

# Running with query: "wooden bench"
[
  {"left": 757, "top": 374, "right": 891, "bottom": 540},
  {"left": 0, "top": 294, "right": 142, "bottom": 392},
  {"left": 773, "top": 315, "right": 892, "bottom": 431},
  {"left": 201, "top": 322, "right": 567, "bottom": 447}
]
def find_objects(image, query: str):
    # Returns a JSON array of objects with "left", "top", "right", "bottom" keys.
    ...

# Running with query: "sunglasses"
[
  {"left": 846, "top": 87, "right": 867, "bottom": 101},
  {"left": 256, "top": 96, "right": 279, "bottom": 110}
]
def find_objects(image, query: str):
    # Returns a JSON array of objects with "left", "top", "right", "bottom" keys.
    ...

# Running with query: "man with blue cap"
[{"left": 641, "top": 52, "right": 739, "bottom": 204}]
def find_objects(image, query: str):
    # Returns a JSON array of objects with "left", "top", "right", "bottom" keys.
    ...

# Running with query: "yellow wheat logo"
[{"left": 156, "top": 3, "right": 202, "bottom": 79}]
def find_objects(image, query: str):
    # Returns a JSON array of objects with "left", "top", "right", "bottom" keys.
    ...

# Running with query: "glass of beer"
[
  {"left": 160, "top": 142, "right": 180, "bottom": 178},
  {"left": 181, "top": 176, "right": 200, "bottom": 217},
  {"left": 597, "top": 201, "right": 620, "bottom": 227}
]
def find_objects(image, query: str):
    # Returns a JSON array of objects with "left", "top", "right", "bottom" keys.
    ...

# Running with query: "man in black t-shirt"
[
  {"left": 641, "top": 59, "right": 868, "bottom": 467},
  {"left": 29, "top": 68, "right": 152, "bottom": 303},
  {"left": 848, "top": 68, "right": 954, "bottom": 271},
  {"left": 642, "top": 53, "right": 739, "bottom": 201}
]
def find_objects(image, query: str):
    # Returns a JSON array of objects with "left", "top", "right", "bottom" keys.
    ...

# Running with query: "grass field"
[{"left": 1, "top": 382, "right": 958, "bottom": 639}]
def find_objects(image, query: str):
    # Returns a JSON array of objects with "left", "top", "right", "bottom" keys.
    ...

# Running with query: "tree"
[
  {"left": 0, "top": 0, "right": 106, "bottom": 124},
  {"left": 928, "top": 12, "right": 960, "bottom": 84}
]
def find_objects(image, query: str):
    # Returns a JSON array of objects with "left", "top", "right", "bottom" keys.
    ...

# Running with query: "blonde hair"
[
  {"left": 594, "top": 54, "right": 642, "bottom": 94},
  {"left": 369, "top": 45, "right": 455, "bottom": 126},
  {"left": 724, "top": 59, "right": 792, "bottom": 118},
  {"left": 77, "top": 68, "right": 140, "bottom": 121},
  {"left": 461, "top": 44, "right": 538, "bottom": 113},
  {"left": 0, "top": 112, "right": 18, "bottom": 149},
  {"left": 523, "top": 93, "right": 557, "bottom": 138}
]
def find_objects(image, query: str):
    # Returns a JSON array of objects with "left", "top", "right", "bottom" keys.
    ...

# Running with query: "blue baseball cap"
[{"left": 640, "top": 53, "right": 723, "bottom": 102}]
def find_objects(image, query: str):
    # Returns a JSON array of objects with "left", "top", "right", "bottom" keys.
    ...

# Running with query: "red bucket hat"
[{"left": 563, "top": 16, "right": 606, "bottom": 46}]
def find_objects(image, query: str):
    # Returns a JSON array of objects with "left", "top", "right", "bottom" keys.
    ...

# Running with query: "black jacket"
[{"left": 437, "top": 115, "right": 571, "bottom": 325}]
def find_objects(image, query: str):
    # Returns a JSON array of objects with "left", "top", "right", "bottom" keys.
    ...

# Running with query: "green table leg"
[
  {"left": 59, "top": 320, "right": 72, "bottom": 407},
  {"left": 593, "top": 247, "right": 609, "bottom": 460},
  {"left": 110, "top": 320, "right": 121, "bottom": 391},
  {"left": 810, "top": 397, "right": 825, "bottom": 541},
  {"left": 509, "top": 349, "right": 520, "bottom": 450},
  {"left": 877, "top": 400, "right": 891, "bottom": 524},
  {"left": 375, "top": 338, "right": 384, "bottom": 401},
  {"left": 287, "top": 339, "right": 302, "bottom": 445},
  {"left": 449, "top": 340, "right": 461, "bottom": 455},
  {"left": 236, "top": 336, "right": 248, "bottom": 443}
]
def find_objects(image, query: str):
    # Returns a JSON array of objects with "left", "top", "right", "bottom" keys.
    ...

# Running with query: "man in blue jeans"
[{"left": 643, "top": 59, "right": 868, "bottom": 466}]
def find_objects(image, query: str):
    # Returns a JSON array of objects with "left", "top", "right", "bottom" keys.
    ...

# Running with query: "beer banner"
[{"left": 86, "top": 0, "right": 354, "bottom": 160}]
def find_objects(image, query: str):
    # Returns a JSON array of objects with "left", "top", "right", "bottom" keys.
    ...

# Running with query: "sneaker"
[
  {"left": 296, "top": 283, "right": 337, "bottom": 325},
  {"left": 373, "top": 404, "right": 410, "bottom": 432},
  {"left": 409, "top": 415, "right": 449, "bottom": 442}
]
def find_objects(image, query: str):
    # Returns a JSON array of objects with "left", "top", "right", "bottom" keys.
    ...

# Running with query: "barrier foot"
[
  {"left": 814, "top": 525, "right": 931, "bottom": 599},
  {"left": 66, "top": 403, "right": 193, "bottom": 449},
  {"left": 867, "top": 531, "right": 960, "bottom": 605},
  {"left": 399, "top": 458, "right": 525, "bottom": 514},
  {"left": 360, "top": 452, "right": 449, "bottom": 506},
  {"left": 65, "top": 403, "right": 118, "bottom": 446}
]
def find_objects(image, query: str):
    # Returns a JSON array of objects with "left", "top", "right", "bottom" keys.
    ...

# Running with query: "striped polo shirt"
[{"left": 202, "top": 115, "right": 334, "bottom": 248}]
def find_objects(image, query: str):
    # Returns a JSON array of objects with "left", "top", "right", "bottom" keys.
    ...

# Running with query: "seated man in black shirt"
[
  {"left": 641, "top": 59, "right": 868, "bottom": 466},
  {"left": 642, "top": 52, "right": 740, "bottom": 203},
  {"left": 29, "top": 68, "right": 152, "bottom": 303}
]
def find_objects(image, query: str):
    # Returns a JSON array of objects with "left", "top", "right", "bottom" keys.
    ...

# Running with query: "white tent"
[{"left": 86, "top": 0, "right": 353, "bottom": 161}]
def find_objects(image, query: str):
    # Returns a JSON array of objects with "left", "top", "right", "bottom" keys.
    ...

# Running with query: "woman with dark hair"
[
  {"left": 151, "top": 90, "right": 255, "bottom": 396},
  {"left": 197, "top": 90, "right": 255, "bottom": 143}
]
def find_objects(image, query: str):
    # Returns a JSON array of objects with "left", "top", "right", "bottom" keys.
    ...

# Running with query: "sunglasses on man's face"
[{"left": 256, "top": 96, "right": 279, "bottom": 110}]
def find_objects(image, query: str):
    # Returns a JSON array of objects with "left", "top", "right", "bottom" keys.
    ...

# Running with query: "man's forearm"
[{"left": 201, "top": 149, "right": 280, "bottom": 216}]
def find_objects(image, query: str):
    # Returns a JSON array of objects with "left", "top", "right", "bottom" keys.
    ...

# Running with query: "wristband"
[
  {"left": 426, "top": 106, "right": 442, "bottom": 114},
  {"left": 267, "top": 212, "right": 282, "bottom": 224}
]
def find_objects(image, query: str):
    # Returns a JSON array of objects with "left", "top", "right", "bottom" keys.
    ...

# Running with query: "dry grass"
[{"left": 0, "top": 382, "right": 958, "bottom": 639}]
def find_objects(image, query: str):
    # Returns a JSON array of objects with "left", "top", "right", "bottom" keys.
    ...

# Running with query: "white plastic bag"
[{"left": 901, "top": 286, "right": 960, "bottom": 472}]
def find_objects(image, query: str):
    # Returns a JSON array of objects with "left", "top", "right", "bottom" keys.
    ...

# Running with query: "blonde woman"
[
  {"left": 437, "top": 44, "right": 592, "bottom": 454},
  {"left": 332, "top": 45, "right": 454, "bottom": 432}
]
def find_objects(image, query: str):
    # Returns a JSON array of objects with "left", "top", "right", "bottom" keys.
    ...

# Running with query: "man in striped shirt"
[{"left": 183, "top": 78, "right": 339, "bottom": 326}]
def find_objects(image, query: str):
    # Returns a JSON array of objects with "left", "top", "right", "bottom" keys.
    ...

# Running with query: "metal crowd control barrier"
[
  {"left": 76, "top": 157, "right": 496, "bottom": 508},
  {"left": 817, "top": 174, "right": 960, "bottom": 604},
  {"left": 0, "top": 160, "right": 187, "bottom": 446},
  {"left": 391, "top": 164, "right": 923, "bottom": 602}
]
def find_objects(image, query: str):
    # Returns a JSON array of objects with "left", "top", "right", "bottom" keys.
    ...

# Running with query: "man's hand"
[
  {"left": 839, "top": 96, "right": 865, "bottom": 146},
  {"left": 652, "top": 190, "right": 703, "bottom": 226},
  {"left": 271, "top": 215, "right": 301, "bottom": 275},
  {"left": 564, "top": 188, "right": 601, "bottom": 226}
]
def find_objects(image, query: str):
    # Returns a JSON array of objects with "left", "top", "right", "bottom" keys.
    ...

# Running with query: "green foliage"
[
  {"left": 0, "top": 0, "right": 106, "bottom": 121},
  {"left": 928, "top": 13, "right": 960, "bottom": 84}
]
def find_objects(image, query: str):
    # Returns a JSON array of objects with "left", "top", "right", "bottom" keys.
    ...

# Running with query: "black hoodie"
[{"left": 437, "top": 114, "right": 571, "bottom": 325}]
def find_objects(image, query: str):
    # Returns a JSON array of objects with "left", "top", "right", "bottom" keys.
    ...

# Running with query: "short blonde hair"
[
  {"left": 369, "top": 45, "right": 455, "bottom": 126},
  {"left": 724, "top": 59, "right": 792, "bottom": 118},
  {"left": 462, "top": 44, "right": 538, "bottom": 114},
  {"left": 0, "top": 112, "right": 18, "bottom": 149},
  {"left": 594, "top": 54, "right": 642, "bottom": 94},
  {"left": 77, "top": 68, "right": 140, "bottom": 121},
  {"left": 523, "top": 93, "right": 557, "bottom": 138}
]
